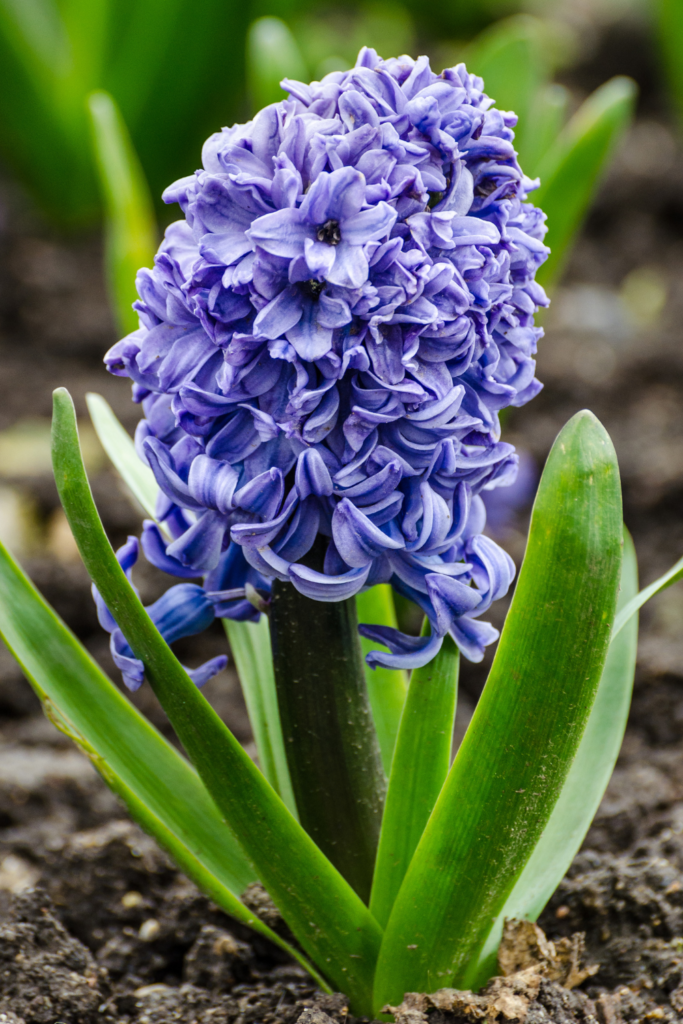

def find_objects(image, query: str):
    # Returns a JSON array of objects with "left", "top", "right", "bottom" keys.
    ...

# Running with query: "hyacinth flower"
[
  {"left": 104, "top": 48, "right": 545, "bottom": 677},
  {"left": 2, "top": 47, "right": 683, "bottom": 1019}
]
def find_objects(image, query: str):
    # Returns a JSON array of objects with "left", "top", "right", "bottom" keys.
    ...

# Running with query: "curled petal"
[
  {"left": 141, "top": 520, "right": 202, "bottom": 579},
  {"left": 188, "top": 455, "right": 239, "bottom": 514},
  {"left": 449, "top": 616, "right": 499, "bottom": 663},
  {"left": 185, "top": 656, "right": 228, "bottom": 688},
  {"left": 296, "top": 448, "right": 333, "bottom": 499},
  {"left": 425, "top": 571, "right": 482, "bottom": 635},
  {"left": 359, "top": 624, "right": 444, "bottom": 670},
  {"left": 234, "top": 467, "right": 284, "bottom": 520},
  {"left": 288, "top": 561, "right": 370, "bottom": 601},
  {"left": 146, "top": 583, "right": 216, "bottom": 644},
  {"left": 166, "top": 510, "right": 228, "bottom": 573},
  {"left": 331, "top": 498, "right": 405, "bottom": 567}
]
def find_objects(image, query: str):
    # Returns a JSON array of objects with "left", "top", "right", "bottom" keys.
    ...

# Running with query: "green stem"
[{"left": 269, "top": 579, "right": 386, "bottom": 903}]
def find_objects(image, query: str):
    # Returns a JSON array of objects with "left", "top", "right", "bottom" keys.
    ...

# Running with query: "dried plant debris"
[
  {"left": 498, "top": 919, "right": 599, "bottom": 989},
  {"left": 385, "top": 919, "right": 598, "bottom": 1024}
]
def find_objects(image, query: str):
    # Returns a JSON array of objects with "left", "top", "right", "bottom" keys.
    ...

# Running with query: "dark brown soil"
[{"left": 1, "top": 10, "right": 683, "bottom": 1024}]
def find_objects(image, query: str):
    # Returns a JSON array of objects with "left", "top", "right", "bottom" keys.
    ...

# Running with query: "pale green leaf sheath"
[
  {"left": 52, "top": 388, "right": 381, "bottom": 1013},
  {"left": 356, "top": 584, "right": 408, "bottom": 774},
  {"left": 370, "top": 633, "right": 459, "bottom": 929},
  {"left": 372, "top": 410, "right": 623, "bottom": 1011},
  {"left": 223, "top": 616, "right": 296, "bottom": 815}
]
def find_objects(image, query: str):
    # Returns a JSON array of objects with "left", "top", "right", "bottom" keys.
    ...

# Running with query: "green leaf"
[
  {"left": 370, "top": 633, "right": 459, "bottom": 929},
  {"left": 523, "top": 83, "right": 569, "bottom": 178},
  {"left": 51, "top": 387, "right": 382, "bottom": 1013},
  {"left": 613, "top": 552, "right": 683, "bottom": 640},
  {"left": 356, "top": 585, "right": 408, "bottom": 774},
  {"left": 87, "top": 91, "right": 157, "bottom": 335},
  {"left": 466, "top": 528, "right": 639, "bottom": 988},
  {"left": 85, "top": 391, "right": 159, "bottom": 520},
  {"left": 535, "top": 77, "right": 636, "bottom": 291},
  {"left": 465, "top": 15, "right": 546, "bottom": 171},
  {"left": 246, "top": 17, "right": 307, "bottom": 113},
  {"left": 657, "top": 0, "right": 683, "bottom": 132},
  {"left": 372, "top": 410, "right": 623, "bottom": 1010},
  {"left": 222, "top": 617, "right": 296, "bottom": 817},
  {"left": 0, "top": 538, "right": 277, "bottom": 934}
]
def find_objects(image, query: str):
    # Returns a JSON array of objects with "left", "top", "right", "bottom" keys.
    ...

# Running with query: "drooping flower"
[
  {"left": 103, "top": 48, "right": 549, "bottom": 679},
  {"left": 93, "top": 536, "right": 227, "bottom": 691}
]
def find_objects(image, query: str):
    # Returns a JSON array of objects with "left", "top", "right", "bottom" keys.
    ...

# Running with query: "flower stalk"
[{"left": 269, "top": 578, "right": 386, "bottom": 901}]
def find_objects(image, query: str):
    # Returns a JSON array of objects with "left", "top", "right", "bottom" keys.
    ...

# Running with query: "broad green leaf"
[
  {"left": 222, "top": 616, "right": 296, "bottom": 817},
  {"left": 52, "top": 387, "right": 382, "bottom": 1013},
  {"left": 86, "top": 392, "right": 159, "bottom": 520},
  {"left": 373, "top": 410, "right": 623, "bottom": 1010},
  {"left": 535, "top": 77, "right": 636, "bottom": 291},
  {"left": 247, "top": 17, "right": 307, "bottom": 113},
  {"left": 370, "top": 633, "right": 459, "bottom": 929},
  {"left": 466, "top": 528, "right": 639, "bottom": 989},
  {"left": 465, "top": 16, "right": 546, "bottom": 171},
  {"left": 612, "top": 551, "right": 683, "bottom": 640},
  {"left": 87, "top": 91, "right": 157, "bottom": 335},
  {"left": 356, "top": 585, "right": 408, "bottom": 774}
]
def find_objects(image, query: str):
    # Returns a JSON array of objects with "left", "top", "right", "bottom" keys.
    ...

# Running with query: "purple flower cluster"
[{"left": 104, "top": 47, "right": 549, "bottom": 682}]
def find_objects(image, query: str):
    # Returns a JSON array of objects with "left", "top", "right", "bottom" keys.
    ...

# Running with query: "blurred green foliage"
[
  {"left": 658, "top": 0, "right": 683, "bottom": 129},
  {"left": 0, "top": 0, "right": 250, "bottom": 225},
  {"left": 87, "top": 90, "right": 157, "bottom": 335}
]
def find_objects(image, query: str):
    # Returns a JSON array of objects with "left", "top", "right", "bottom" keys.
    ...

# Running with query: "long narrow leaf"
[
  {"left": 466, "top": 528, "right": 639, "bottom": 988},
  {"left": 535, "top": 77, "right": 636, "bottom": 291},
  {"left": 370, "top": 634, "right": 459, "bottom": 929},
  {"left": 51, "top": 387, "right": 382, "bottom": 1013},
  {"left": 87, "top": 91, "right": 157, "bottom": 335},
  {"left": 222, "top": 617, "right": 296, "bottom": 816},
  {"left": 372, "top": 410, "right": 622, "bottom": 1010},
  {"left": 613, "top": 552, "right": 683, "bottom": 640},
  {"left": 356, "top": 585, "right": 408, "bottom": 774},
  {"left": 0, "top": 540, "right": 292, "bottom": 937},
  {"left": 86, "top": 392, "right": 159, "bottom": 519}
]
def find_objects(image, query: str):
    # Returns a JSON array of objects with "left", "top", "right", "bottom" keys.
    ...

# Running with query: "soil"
[{"left": 0, "top": 9, "right": 683, "bottom": 1024}]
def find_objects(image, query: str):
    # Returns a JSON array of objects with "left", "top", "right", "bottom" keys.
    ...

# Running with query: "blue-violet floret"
[{"left": 104, "top": 47, "right": 549, "bottom": 683}]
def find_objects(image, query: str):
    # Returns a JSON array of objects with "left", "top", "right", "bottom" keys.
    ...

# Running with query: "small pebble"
[
  {"left": 121, "top": 891, "right": 143, "bottom": 908},
  {"left": 138, "top": 919, "right": 160, "bottom": 942}
]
